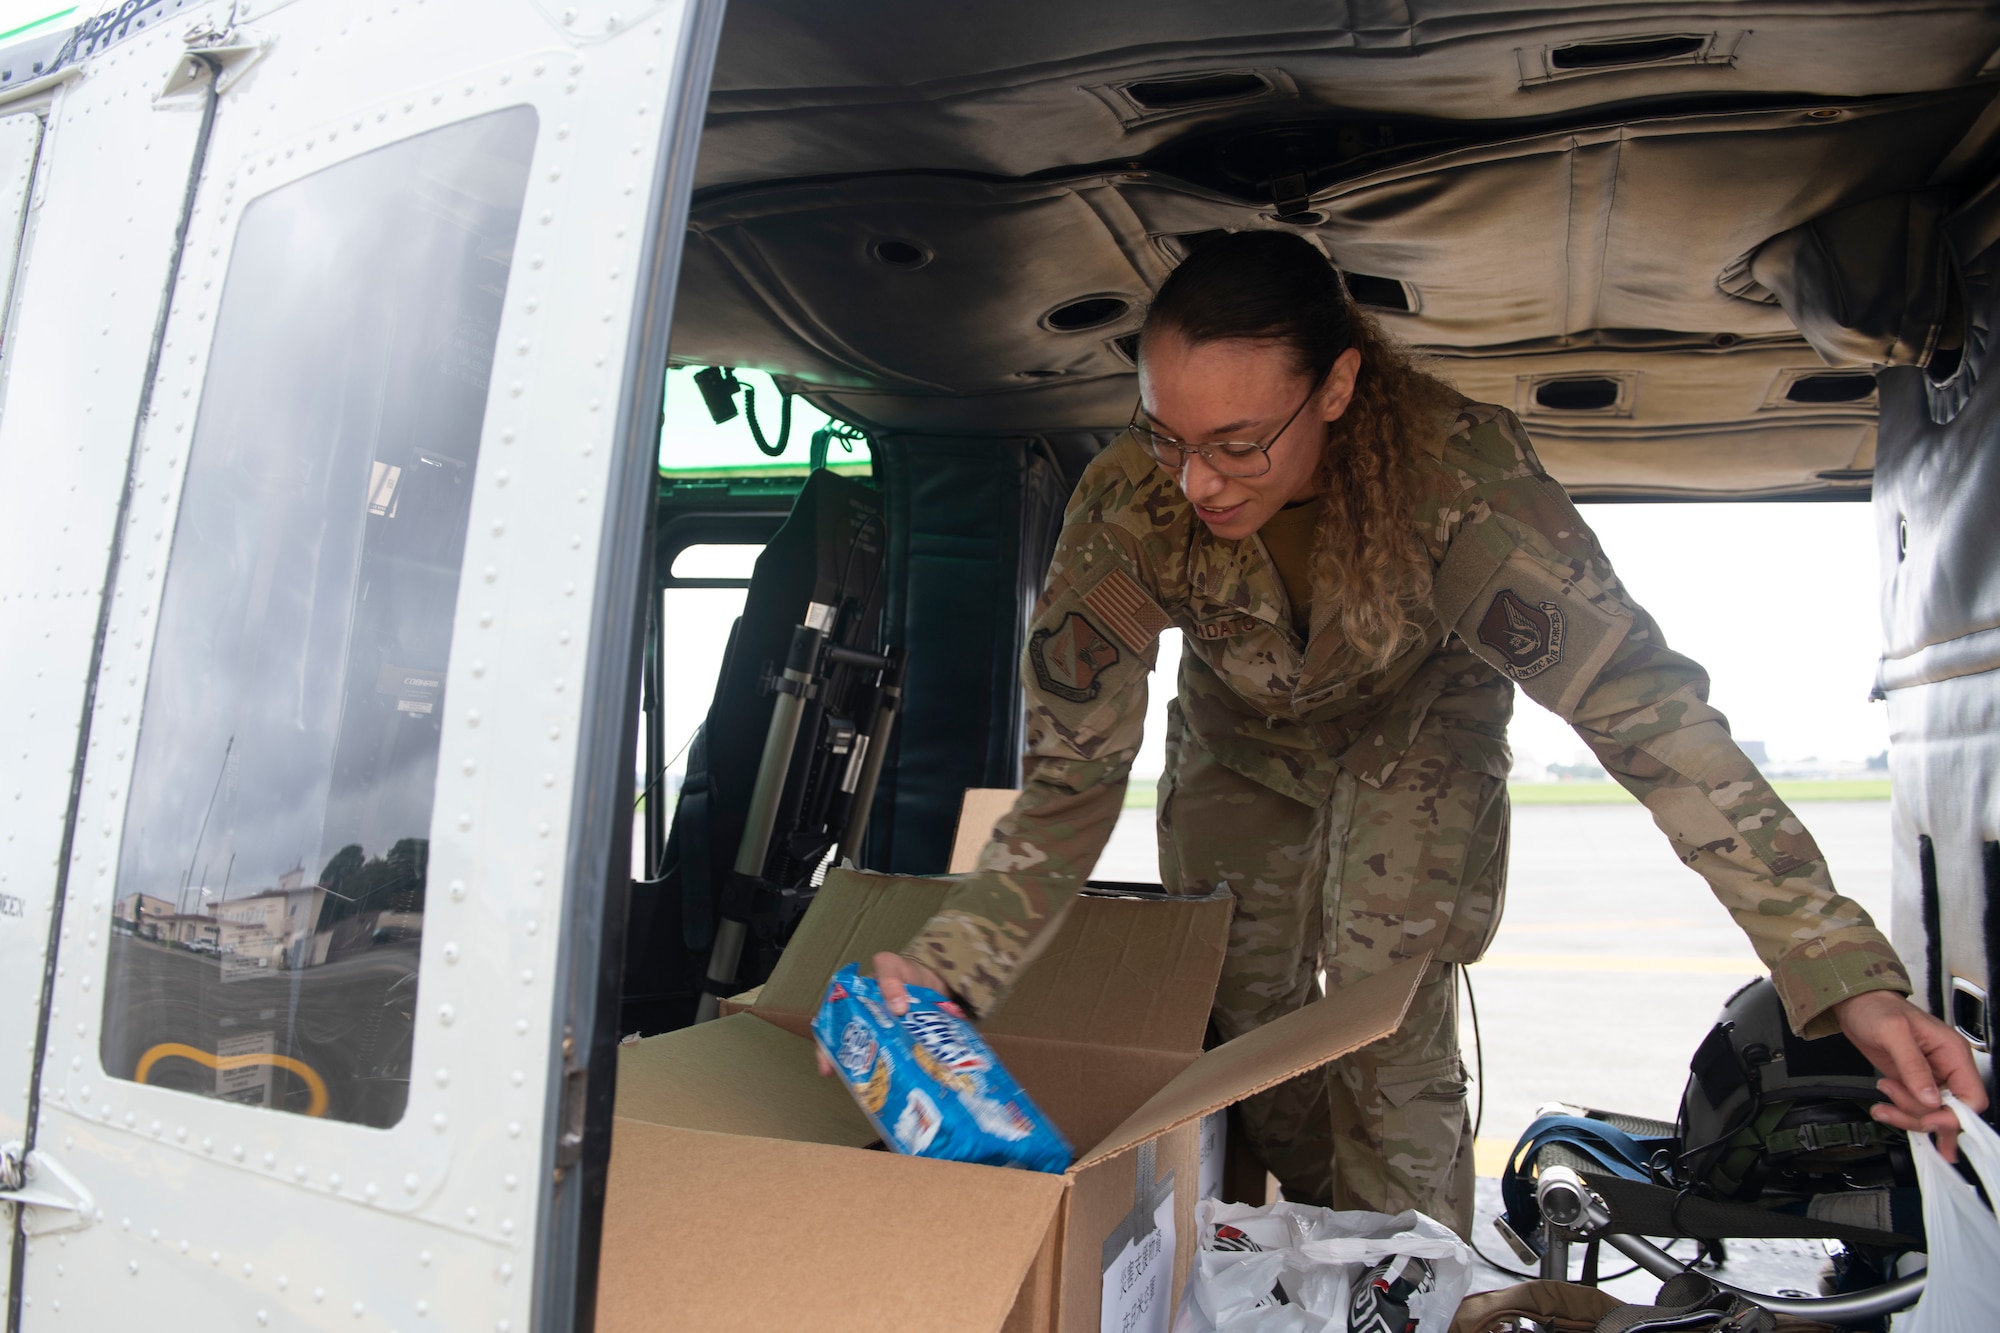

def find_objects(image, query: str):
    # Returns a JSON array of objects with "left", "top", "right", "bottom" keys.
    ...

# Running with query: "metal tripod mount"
[
  {"left": 694, "top": 624, "right": 904, "bottom": 1021},
  {"left": 832, "top": 643, "right": 906, "bottom": 866},
  {"left": 1532, "top": 1163, "right": 1925, "bottom": 1321}
]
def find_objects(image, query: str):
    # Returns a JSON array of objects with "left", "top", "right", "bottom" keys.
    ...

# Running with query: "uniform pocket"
[
  {"left": 1438, "top": 768, "right": 1509, "bottom": 965},
  {"left": 1375, "top": 1054, "right": 1470, "bottom": 1111}
]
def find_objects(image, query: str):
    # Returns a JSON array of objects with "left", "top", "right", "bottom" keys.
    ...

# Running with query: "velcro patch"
[
  {"left": 1029, "top": 611, "right": 1121, "bottom": 703},
  {"left": 1081, "top": 567, "right": 1172, "bottom": 652},
  {"left": 1456, "top": 551, "right": 1632, "bottom": 719},
  {"left": 1476, "top": 588, "right": 1565, "bottom": 680}
]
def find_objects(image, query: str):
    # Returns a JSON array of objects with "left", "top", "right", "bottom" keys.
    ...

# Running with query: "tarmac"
[
  {"left": 1095, "top": 797, "right": 1895, "bottom": 1302},
  {"left": 95, "top": 932, "right": 420, "bottom": 1129}
]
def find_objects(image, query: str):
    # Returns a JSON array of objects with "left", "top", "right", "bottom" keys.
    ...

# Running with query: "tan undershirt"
[{"left": 1258, "top": 497, "right": 1322, "bottom": 634}]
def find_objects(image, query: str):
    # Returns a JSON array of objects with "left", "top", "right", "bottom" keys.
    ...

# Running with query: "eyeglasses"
[{"left": 1129, "top": 373, "right": 1327, "bottom": 479}]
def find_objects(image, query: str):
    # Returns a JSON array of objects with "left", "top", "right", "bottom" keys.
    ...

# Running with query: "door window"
[{"left": 101, "top": 106, "right": 538, "bottom": 1128}]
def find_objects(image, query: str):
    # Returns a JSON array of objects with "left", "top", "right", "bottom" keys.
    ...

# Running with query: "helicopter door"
[
  {"left": 4, "top": 1, "right": 718, "bottom": 1329},
  {"left": 0, "top": 95, "right": 50, "bottom": 1320}
]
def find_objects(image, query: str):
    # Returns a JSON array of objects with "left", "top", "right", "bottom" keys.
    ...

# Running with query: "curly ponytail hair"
[{"left": 1140, "top": 230, "right": 1458, "bottom": 671}]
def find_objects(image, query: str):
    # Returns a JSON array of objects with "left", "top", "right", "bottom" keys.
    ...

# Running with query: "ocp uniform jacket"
[{"left": 905, "top": 401, "right": 1910, "bottom": 1036}]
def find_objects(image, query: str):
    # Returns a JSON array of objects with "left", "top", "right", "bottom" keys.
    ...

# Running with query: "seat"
[{"left": 620, "top": 468, "right": 894, "bottom": 1035}]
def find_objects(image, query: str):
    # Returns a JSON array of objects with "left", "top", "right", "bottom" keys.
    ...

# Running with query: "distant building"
[
  {"left": 1545, "top": 759, "right": 1610, "bottom": 782},
  {"left": 146, "top": 911, "right": 221, "bottom": 949},
  {"left": 1740, "top": 740, "right": 1770, "bottom": 765},
  {"left": 206, "top": 877, "right": 333, "bottom": 970},
  {"left": 113, "top": 891, "right": 176, "bottom": 938}
]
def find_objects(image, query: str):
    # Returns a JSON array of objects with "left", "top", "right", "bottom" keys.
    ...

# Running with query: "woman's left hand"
[{"left": 1834, "top": 989, "right": 1988, "bottom": 1161}]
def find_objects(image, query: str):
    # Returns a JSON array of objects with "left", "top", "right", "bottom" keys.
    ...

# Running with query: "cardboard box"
[
  {"left": 949, "top": 786, "right": 1020, "bottom": 873},
  {"left": 597, "top": 869, "right": 1424, "bottom": 1333},
  {"left": 716, "top": 984, "right": 762, "bottom": 1018}
]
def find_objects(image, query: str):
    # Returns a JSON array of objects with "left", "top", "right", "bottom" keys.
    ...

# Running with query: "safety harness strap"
[
  {"left": 1502, "top": 1114, "right": 1676, "bottom": 1246},
  {"left": 1763, "top": 1118, "right": 1887, "bottom": 1157},
  {"left": 1592, "top": 1272, "right": 1774, "bottom": 1333}
]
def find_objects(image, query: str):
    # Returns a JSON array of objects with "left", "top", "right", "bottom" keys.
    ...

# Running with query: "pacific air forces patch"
[
  {"left": 1477, "top": 588, "right": 1565, "bottom": 681},
  {"left": 1029, "top": 612, "right": 1120, "bottom": 703}
]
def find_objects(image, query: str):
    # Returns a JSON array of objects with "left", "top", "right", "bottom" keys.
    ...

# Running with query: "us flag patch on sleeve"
[{"left": 1081, "top": 567, "right": 1171, "bottom": 652}]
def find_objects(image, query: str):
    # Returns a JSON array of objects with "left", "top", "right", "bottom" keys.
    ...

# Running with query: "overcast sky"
[{"left": 1514, "top": 500, "right": 1887, "bottom": 769}]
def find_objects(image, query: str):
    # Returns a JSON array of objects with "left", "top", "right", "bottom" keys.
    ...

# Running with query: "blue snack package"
[{"left": 811, "top": 963, "right": 1074, "bottom": 1173}]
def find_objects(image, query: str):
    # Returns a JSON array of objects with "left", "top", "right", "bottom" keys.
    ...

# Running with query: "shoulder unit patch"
[
  {"left": 1029, "top": 612, "right": 1121, "bottom": 703},
  {"left": 1477, "top": 588, "right": 1565, "bottom": 680}
]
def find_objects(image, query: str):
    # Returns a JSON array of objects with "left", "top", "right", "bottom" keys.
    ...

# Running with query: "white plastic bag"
[
  {"left": 1898, "top": 1092, "right": 2000, "bottom": 1333},
  {"left": 1171, "top": 1198, "right": 1471, "bottom": 1333}
]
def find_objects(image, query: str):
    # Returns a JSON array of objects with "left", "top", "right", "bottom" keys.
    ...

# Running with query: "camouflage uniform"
[{"left": 903, "top": 401, "right": 1911, "bottom": 1228}]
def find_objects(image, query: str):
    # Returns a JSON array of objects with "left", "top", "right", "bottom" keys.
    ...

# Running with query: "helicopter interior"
[
  {"left": 4, "top": 2, "right": 1994, "bottom": 1328},
  {"left": 630, "top": 0, "right": 2000, "bottom": 1045},
  {"left": 670, "top": 0, "right": 1989, "bottom": 493}
]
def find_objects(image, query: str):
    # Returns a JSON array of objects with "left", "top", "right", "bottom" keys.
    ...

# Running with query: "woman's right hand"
[{"left": 815, "top": 951, "right": 948, "bottom": 1076}]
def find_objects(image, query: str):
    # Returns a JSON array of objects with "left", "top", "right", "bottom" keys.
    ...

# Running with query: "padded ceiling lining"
[
  {"left": 668, "top": 1, "right": 2000, "bottom": 498},
  {"left": 1435, "top": 343, "right": 1879, "bottom": 498},
  {"left": 691, "top": 178, "right": 1160, "bottom": 394},
  {"left": 696, "top": 1, "right": 2000, "bottom": 188},
  {"left": 677, "top": 89, "right": 1988, "bottom": 395}
]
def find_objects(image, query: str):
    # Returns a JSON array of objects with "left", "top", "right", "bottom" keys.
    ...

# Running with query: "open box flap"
[
  {"left": 983, "top": 1031, "right": 1192, "bottom": 1156},
  {"left": 950, "top": 787, "right": 1022, "bottom": 873},
  {"left": 598, "top": 1119, "right": 1067, "bottom": 1333},
  {"left": 615, "top": 1011, "right": 876, "bottom": 1148},
  {"left": 983, "top": 887, "right": 1230, "bottom": 1053},
  {"left": 755, "top": 869, "right": 948, "bottom": 1020},
  {"left": 758, "top": 868, "right": 1232, "bottom": 1054},
  {"left": 1074, "top": 956, "right": 1430, "bottom": 1171}
]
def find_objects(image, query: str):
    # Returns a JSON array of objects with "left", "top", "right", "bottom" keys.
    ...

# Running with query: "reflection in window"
[
  {"left": 102, "top": 107, "right": 538, "bottom": 1128},
  {"left": 367, "top": 461, "right": 405, "bottom": 517}
]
